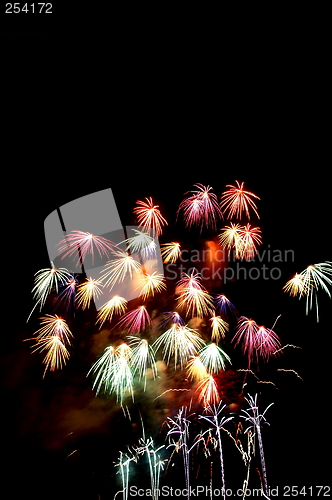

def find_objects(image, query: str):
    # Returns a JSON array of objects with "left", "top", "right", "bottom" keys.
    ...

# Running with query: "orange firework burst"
[
  {"left": 133, "top": 197, "right": 168, "bottom": 236},
  {"left": 220, "top": 180, "right": 260, "bottom": 220}
]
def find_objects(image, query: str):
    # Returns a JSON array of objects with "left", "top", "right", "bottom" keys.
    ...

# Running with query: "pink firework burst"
[
  {"left": 177, "top": 183, "right": 223, "bottom": 232},
  {"left": 57, "top": 230, "right": 114, "bottom": 265},
  {"left": 113, "top": 305, "right": 151, "bottom": 334},
  {"left": 220, "top": 180, "right": 260, "bottom": 220},
  {"left": 232, "top": 316, "right": 282, "bottom": 367}
]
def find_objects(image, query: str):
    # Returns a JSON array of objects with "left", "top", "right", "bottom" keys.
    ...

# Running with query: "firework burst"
[
  {"left": 152, "top": 324, "right": 205, "bottom": 369},
  {"left": 99, "top": 249, "right": 142, "bottom": 290},
  {"left": 220, "top": 180, "right": 260, "bottom": 220},
  {"left": 186, "top": 355, "right": 208, "bottom": 381},
  {"left": 176, "top": 287, "right": 214, "bottom": 319},
  {"left": 283, "top": 273, "right": 309, "bottom": 297},
  {"left": 161, "top": 242, "right": 181, "bottom": 264},
  {"left": 135, "top": 271, "right": 166, "bottom": 300},
  {"left": 32, "top": 314, "right": 73, "bottom": 342},
  {"left": 28, "top": 314, "right": 73, "bottom": 377},
  {"left": 31, "top": 335, "right": 71, "bottom": 378},
  {"left": 232, "top": 316, "right": 259, "bottom": 368},
  {"left": 133, "top": 197, "right": 168, "bottom": 236},
  {"left": 95, "top": 295, "right": 128, "bottom": 328},
  {"left": 57, "top": 230, "right": 114, "bottom": 265},
  {"left": 87, "top": 345, "right": 116, "bottom": 395},
  {"left": 127, "top": 336, "right": 157, "bottom": 389},
  {"left": 218, "top": 223, "right": 262, "bottom": 261},
  {"left": 196, "top": 374, "right": 220, "bottom": 406},
  {"left": 218, "top": 223, "right": 244, "bottom": 258},
  {"left": 113, "top": 305, "right": 151, "bottom": 334},
  {"left": 210, "top": 314, "right": 229, "bottom": 343},
  {"left": 177, "top": 183, "right": 223, "bottom": 232},
  {"left": 232, "top": 316, "right": 282, "bottom": 367},
  {"left": 198, "top": 343, "right": 231, "bottom": 374},
  {"left": 299, "top": 262, "right": 332, "bottom": 321},
  {"left": 76, "top": 277, "right": 104, "bottom": 310},
  {"left": 28, "top": 262, "right": 73, "bottom": 320},
  {"left": 214, "top": 294, "right": 237, "bottom": 318}
]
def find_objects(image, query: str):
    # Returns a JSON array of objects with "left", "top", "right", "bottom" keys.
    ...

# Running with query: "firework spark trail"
[
  {"left": 131, "top": 419, "right": 167, "bottom": 500},
  {"left": 210, "top": 314, "right": 229, "bottom": 343},
  {"left": 133, "top": 197, "right": 168, "bottom": 237},
  {"left": 198, "top": 402, "right": 234, "bottom": 500},
  {"left": 152, "top": 324, "right": 205, "bottom": 369},
  {"left": 28, "top": 262, "right": 73, "bottom": 321},
  {"left": 76, "top": 277, "right": 104, "bottom": 310},
  {"left": 177, "top": 184, "right": 223, "bottom": 232},
  {"left": 150, "top": 388, "right": 192, "bottom": 405},
  {"left": 99, "top": 249, "right": 142, "bottom": 290},
  {"left": 114, "top": 449, "right": 137, "bottom": 500},
  {"left": 166, "top": 406, "right": 200, "bottom": 500},
  {"left": 57, "top": 230, "right": 115, "bottom": 265},
  {"left": 277, "top": 369, "right": 303, "bottom": 381},
  {"left": 198, "top": 343, "right": 231, "bottom": 374},
  {"left": 220, "top": 180, "right": 260, "bottom": 220},
  {"left": 127, "top": 337, "right": 157, "bottom": 390},
  {"left": 95, "top": 295, "right": 128, "bottom": 328},
  {"left": 161, "top": 242, "right": 181, "bottom": 264},
  {"left": 241, "top": 394, "right": 273, "bottom": 498},
  {"left": 113, "top": 306, "right": 151, "bottom": 334},
  {"left": 272, "top": 344, "right": 302, "bottom": 355}
]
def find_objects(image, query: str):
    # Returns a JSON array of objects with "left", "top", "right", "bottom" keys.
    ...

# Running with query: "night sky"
[
  {"left": 3, "top": 160, "right": 330, "bottom": 500},
  {"left": 2, "top": 27, "right": 330, "bottom": 500}
]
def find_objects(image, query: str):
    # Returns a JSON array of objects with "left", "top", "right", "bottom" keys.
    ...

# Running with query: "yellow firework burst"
[
  {"left": 76, "top": 278, "right": 104, "bottom": 310},
  {"left": 161, "top": 242, "right": 181, "bottom": 264},
  {"left": 210, "top": 314, "right": 229, "bottom": 343},
  {"left": 95, "top": 295, "right": 128, "bottom": 328},
  {"left": 135, "top": 271, "right": 166, "bottom": 300}
]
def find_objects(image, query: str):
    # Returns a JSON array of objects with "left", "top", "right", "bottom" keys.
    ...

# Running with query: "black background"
[{"left": 2, "top": 16, "right": 331, "bottom": 500}]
